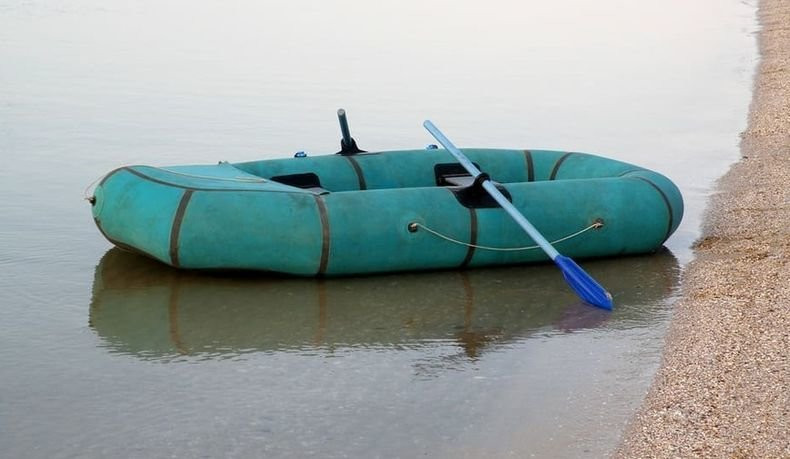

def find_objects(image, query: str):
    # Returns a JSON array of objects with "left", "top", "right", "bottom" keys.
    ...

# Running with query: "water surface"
[{"left": 0, "top": 0, "right": 756, "bottom": 457}]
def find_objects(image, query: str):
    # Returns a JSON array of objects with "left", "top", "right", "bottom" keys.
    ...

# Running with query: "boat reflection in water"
[{"left": 89, "top": 248, "right": 679, "bottom": 362}]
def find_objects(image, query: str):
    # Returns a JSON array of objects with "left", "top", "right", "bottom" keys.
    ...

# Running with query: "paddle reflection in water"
[{"left": 89, "top": 248, "right": 679, "bottom": 363}]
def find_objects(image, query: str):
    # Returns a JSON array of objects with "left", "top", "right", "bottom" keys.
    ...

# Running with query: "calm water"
[{"left": 0, "top": 0, "right": 756, "bottom": 457}]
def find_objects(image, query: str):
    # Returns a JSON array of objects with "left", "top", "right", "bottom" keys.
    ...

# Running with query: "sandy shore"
[{"left": 616, "top": 0, "right": 789, "bottom": 457}]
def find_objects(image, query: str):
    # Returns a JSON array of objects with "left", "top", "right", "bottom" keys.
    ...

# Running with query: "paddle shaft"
[
  {"left": 423, "top": 120, "right": 560, "bottom": 260},
  {"left": 337, "top": 109, "right": 352, "bottom": 146}
]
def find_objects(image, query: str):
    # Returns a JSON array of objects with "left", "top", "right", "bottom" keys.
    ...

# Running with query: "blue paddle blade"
[{"left": 554, "top": 255, "right": 613, "bottom": 310}]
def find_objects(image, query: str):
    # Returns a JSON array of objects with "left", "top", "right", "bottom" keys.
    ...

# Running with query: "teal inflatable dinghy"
[{"left": 89, "top": 117, "right": 682, "bottom": 277}]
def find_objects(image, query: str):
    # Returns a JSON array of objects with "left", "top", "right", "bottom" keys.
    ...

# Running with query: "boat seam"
[
  {"left": 122, "top": 167, "right": 310, "bottom": 194},
  {"left": 98, "top": 167, "right": 125, "bottom": 187},
  {"left": 549, "top": 152, "right": 574, "bottom": 180},
  {"left": 460, "top": 207, "right": 478, "bottom": 267},
  {"left": 629, "top": 176, "right": 675, "bottom": 240},
  {"left": 169, "top": 190, "right": 194, "bottom": 268},
  {"left": 524, "top": 150, "right": 535, "bottom": 182},
  {"left": 343, "top": 156, "right": 367, "bottom": 190},
  {"left": 314, "top": 195, "right": 331, "bottom": 275}
]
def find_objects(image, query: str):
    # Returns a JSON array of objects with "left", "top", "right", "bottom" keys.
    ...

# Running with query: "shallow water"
[{"left": 0, "top": 0, "right": 756, "bottom": 457}]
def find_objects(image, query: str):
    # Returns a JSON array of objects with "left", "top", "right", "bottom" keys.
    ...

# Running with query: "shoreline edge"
[{"left": 616, "top": 0, "right": 789, "bottom": 457}]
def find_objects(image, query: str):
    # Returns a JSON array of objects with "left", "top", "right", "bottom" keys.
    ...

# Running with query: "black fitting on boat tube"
[
  {"left": 449, "top": 171, "right": 512, "bottom": 209},
  {"left": 336, "top": 108, "right": 365, "bottom": 155},
  {"left": 472, "top": 172, "right": 491, "bottom": 189}
]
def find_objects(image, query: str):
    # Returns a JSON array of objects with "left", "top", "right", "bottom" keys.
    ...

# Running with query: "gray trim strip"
[
  {"left": 460, "top": 208, "right": 478, "bottom": 267},
  {"left": 631, "top": 176, "right": 675, "bottom": 240},
  {"left": 123, "top": 167, "right": 306, "bottom": 194},
  {"left": 343, "top": 155, "right": 367, "bottom": 190},
  {"left": 314, "top": 195, "right": 331, "bottom": 275},
  {"left": 524, "top": 150, "right": 535, "bottom": 182},
  {"left": 98, "top": 167, "right": 125, "bottom": 187},
  {"left": 169, "top": 190, "right": 194, "bottom": 267},
  {"left": 549, "top": 152, "right": 574, "bottom": 180}
]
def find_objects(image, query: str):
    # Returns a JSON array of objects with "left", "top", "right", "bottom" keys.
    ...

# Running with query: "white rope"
[
  {"left": 412, "top": 220, "right": 603, "bottom": 251},
  {"left": 83, "top": 172, "right": 108, "bottom": 201}
]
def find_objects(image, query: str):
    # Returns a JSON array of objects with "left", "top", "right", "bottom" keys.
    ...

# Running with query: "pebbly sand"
[{"left": 616, "top": 0, "right": 789, "bottom": 457}]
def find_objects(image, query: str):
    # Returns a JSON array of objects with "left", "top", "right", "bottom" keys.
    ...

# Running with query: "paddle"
[{"left": 423, "top": 120, "right": 613, "bottom": 310}]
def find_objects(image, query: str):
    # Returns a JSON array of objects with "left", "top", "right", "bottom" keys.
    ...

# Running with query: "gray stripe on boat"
[
  {"left": 169, "top": 189, "right": 194, "bottom": 268},
  {"left": 460, "top": 207, "right": 478, "bottom": 267},
  {"left": 523, "top": 150, "right": 535, "bottom": 182},
  {"left": 98, "top": 167, "right": 126, "bottom": 187},
  {"left": 314, "top": 195, "right": 331, "bottom": 275},
  {"left": 122, "top": 167, "right": 298, "bottom": 194},
  {"left": 343, "top": 155, "right": 367, "bottom": 190},
  {"left": 630, "top": 176, "right": 675, "bottom": 241},
  {"left": 549, "top": 152, "right": 574, "bottom": 180}
]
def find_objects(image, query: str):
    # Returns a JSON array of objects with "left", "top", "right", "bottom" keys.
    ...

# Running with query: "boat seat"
[
  {"left": 434, "top": 162, "right": 482, "bottom": 187},
  {"left": 435, "top": 170, "right": 512, "bottom": 209},
  {"left": 440, "top": 175, "right": 475, "bottom": 187},
  {"left": 270, "top": 172, "right": 330, "bottom": 195}
]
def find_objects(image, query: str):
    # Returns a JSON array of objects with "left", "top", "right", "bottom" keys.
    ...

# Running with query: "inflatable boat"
[{"left": 89, "top": 144, "right": 683, "bottom": 276}]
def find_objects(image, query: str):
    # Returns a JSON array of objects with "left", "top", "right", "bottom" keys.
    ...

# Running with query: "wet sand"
[{"left": 617, "top": 0, "right": 789, "bottom": 457}]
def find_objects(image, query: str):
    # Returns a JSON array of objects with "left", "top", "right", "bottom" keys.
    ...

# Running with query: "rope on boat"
[
  {"left": 410, "top": 220, "right": 604, "bottom": 252},
  {"left": 83, "top": 172, "right": 108, "bottom": 202}
]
